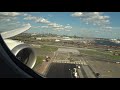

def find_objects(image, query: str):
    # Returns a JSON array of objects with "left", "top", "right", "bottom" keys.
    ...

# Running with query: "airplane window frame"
[{"left": 0, "top": 35, "right": 43, "bottom": 78}]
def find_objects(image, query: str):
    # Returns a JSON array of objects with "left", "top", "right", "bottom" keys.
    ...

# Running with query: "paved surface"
[
  {"left": 46, "top": 63, "right": 76, "bottom": 78},
  {"left": 33, "top": 47, "right": 96, "bottom": 78},
  {"left": 33, "top": 61, "right": 51, "bottom": 76},
  {"left": 57, "top": 48, "right": 80, "bottom": 55},
  {"left": 86, "top": 60, "right": 120, "bottom": 78},
  {"left": 82, "top": 65, "right": 96, "bottom": 78},
  {"left": 33, "top": 46, "right": 120, "bottom": 78}
]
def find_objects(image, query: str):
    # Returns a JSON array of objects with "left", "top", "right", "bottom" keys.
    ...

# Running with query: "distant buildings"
[
  {"left": 36, "top": 37, "right": 42, "bottom": 40},
  {"left": 55, "top": 39, "right": 60, "bottom": 42},
  {"left": 111, "top": 39, "right": 120, "bottom": 44}
]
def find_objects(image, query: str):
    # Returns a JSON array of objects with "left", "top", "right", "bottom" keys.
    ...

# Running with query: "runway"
[
  {"left": 40, "top": 48, "right": 97, "bottom": 78},
  {"left": 33, "top": 47, "right": 120, "bottom": 78},
  {"left": 46, "top": 63, "right": 76, "bottom": 78}
]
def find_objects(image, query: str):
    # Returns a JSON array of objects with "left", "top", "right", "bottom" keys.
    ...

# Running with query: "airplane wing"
[
  {"left": 1, "top": 23, "right": 31, "bottom": 39},
  {"left": 0, "top": 23, "right": 43, "bottom": 78},
  {"left": 0, "top": 23, "right": 36, "bottom": 69},
  {"left": 0, "top": 35, "right": 42, "bottom": 78}
]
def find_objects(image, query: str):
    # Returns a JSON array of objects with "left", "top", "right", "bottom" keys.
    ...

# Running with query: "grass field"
[
  {"left": 34, "top": 45, "right": 58, "bottom": 67},
  {"left": 35, "top": 56, "right": 44, "bottom": 66},
  {"left": 79, "top": 49, "right": 120, "bottom": 60},
  {"left": 39, "top": 45, "right": 58, "bottom": 52}
]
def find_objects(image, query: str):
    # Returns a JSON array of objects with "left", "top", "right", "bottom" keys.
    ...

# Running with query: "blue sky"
[{"left": 0, "top": 12, "right": 120, "bottom": 39}]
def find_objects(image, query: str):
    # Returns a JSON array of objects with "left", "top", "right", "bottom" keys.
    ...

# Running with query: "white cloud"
[
  {"left": 48, "top": 23, "right": 63, "bottom": 28},
  {"left": 71, "top": 12, "right": 83, "bottom": 17},
  {"left": 24, "top": 14, "right": 73, "bottom": 31},
  {"left": 41, "top": 26, "right": 49, "bottom": 28},
  {"left": 0, "top": 12, "right": 22, "bottom": 29},
  {"left": 39, "top": 18, "right": 50, "bottom": 24},
  {"left": 71, "top": 12, "right": 111, "bottom": 29},
  {"left": 0, "top": 12, "right": 20, "bottom": 16},
  {"left": 24, "top": 15, "right": 36, "bottom": 20},
  {"left": 24, "top": 15, "right": 50, "bottom": 24},
  {"left": 64, "top": 26, "right": 72, "bottom": 29},
  {"left": 48, "top": 23, "right": 73, "bottom": 31},
  {"left": 23, "top": 13, "right": 28, "bottom": 16},
  {"left": 54, "top": 27, "right": 64, "bottom": 30},
  {"left": 0, "top": 12, "right": 19, "bottom": 22}
]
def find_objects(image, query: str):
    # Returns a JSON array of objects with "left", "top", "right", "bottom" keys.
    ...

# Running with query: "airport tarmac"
[
  {"left": 87, "top": 60, "right": 120, "bottom": 78},
  {"left": 46, "top": 63, "right": 76, "bottom": 78},
  {"left": 33, "top": 46, "right": 120, "bottom": 78}
]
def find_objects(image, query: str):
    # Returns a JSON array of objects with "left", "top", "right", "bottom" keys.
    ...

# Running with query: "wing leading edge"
[{"left": 1, "top": 23, "right": 31, "bottom": 39}]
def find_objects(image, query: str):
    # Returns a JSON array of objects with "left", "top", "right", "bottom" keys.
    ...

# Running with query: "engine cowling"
[{"left": 4, "top": 39, "right": 36, "bottom": 69}]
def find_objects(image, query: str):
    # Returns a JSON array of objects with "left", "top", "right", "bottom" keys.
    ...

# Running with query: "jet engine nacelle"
[{"left": 4, "top": 39, "right": 36, "bottom": 69}]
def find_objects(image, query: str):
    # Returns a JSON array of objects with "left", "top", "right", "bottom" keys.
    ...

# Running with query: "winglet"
[{"left": 1, "top": 23, "right": 31, "bottom": 39}]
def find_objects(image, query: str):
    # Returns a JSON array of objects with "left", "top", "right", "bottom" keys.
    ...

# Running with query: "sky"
[{"left": 0, "top": 12, "right": 120, "bottom": 39}]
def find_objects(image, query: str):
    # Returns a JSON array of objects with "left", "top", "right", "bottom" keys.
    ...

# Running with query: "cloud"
[
  {"left": 0, "top": 12, "right": 20, "bottom": 22},
  {"left": 71, "top": 12, "right": 111, "bottom": 28},
  {"left": 24, "top": 15, "right": 63, "bottom": 30},
  {"left": 40, "top": 18, "right": 50, "bottom": 24},
  {"left": 48, "top": 23, "right": 63, "bottom": 28},
  {"left": 41, "top": 26, "right": 49, "bottom": 28},
  {"left": 23, "top": 13, "right": 29, "bottom": 16},
  {"left": 24, "top": 14, "right": 73, "bottom": 31},
  {"left": 64, "top": 26, "right": 72, "bottom": 29},
  {"left": 24, "top": 15, "right": 50, "bottom": 24},
  {"left": 24, "top": 15, "right": 37, "bottom": 20},
  {"left": 32, "top": 25, "right": 49, "bottom": 29},
  {"left": 0, "top": 12, "right": 21, "bottom": 17},
  {"left": 48, "top": 23, "right": 72, "bottom": 31},
  {"left": 71, "top": 12, "right": 83, "bottom": 17},
  {"left": 0, "top": 12, "right": 22, "bottom": 30},
  {"left": 54, "top": 27, "right": 64, "bottom": 30}
]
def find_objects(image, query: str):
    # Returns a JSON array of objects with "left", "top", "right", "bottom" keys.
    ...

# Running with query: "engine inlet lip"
[
  {"left": 12, "top": 44, "right": 31, "bottom": 56},
  {"left": 11, "top": 44, "right": 36, "bottom": 68}
]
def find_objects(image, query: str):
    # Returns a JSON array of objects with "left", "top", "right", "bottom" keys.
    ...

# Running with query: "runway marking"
[
  {"left": 52, "top": 55, "right": 89, "bottom": 66},
  {"left": 52, "top": 60, "right": 88, "bottom": 65}
]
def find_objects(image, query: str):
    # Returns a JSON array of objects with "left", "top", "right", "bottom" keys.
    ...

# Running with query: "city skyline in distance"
[{"left": 0, "top": 12, "right": 120, "bottom": 39}]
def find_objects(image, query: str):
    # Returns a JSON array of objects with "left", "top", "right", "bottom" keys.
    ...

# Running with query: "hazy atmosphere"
[{"left": 0, "top": 12, "right": 120, "bottom": 39}]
